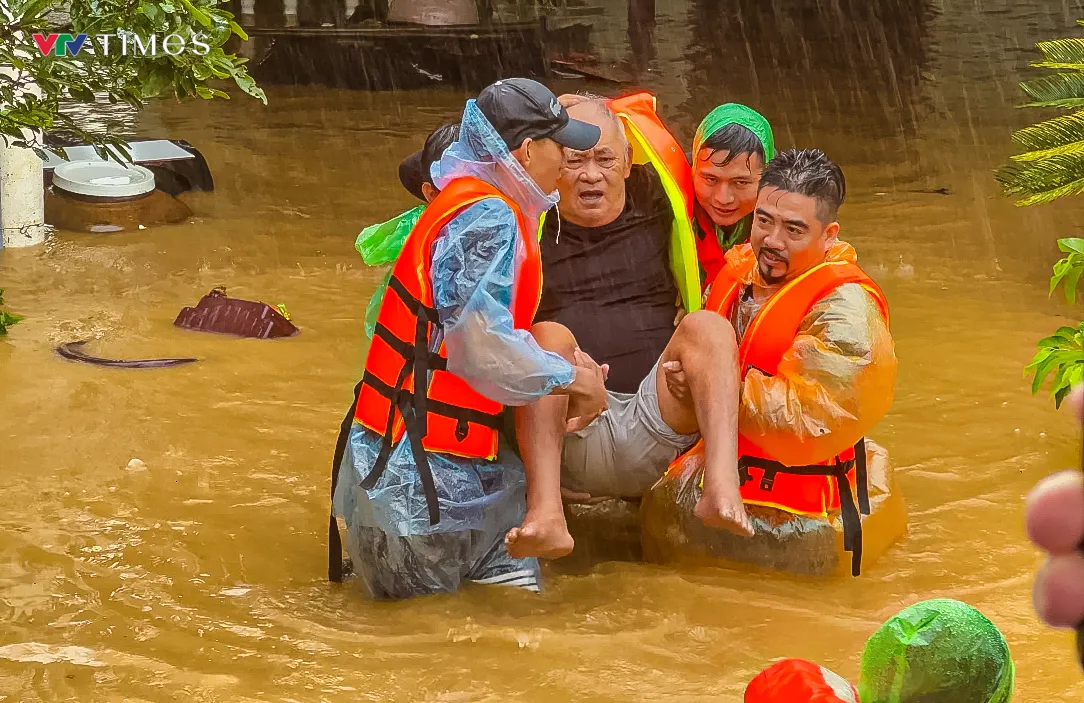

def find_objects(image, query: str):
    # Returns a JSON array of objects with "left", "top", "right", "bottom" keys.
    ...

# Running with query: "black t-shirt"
[{"left": 536, "top": 164, "right": 678, "bottom": 394}]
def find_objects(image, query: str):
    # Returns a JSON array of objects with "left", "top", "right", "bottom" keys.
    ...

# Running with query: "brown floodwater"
[{"left": 5, "top": 0, "right": 1084, "bottom": 699}]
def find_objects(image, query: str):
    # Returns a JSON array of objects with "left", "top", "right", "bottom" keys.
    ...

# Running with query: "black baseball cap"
[
  {"left": 477, "top": 78, "right": 600, "bottom": 152},
  {"left": 398, "top": 122, "right": 461, "bottom": 201}
]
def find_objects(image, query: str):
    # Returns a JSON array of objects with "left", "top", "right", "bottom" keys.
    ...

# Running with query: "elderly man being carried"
[{"left": 506, "top": 95, "right": 777, "bottom": 557}]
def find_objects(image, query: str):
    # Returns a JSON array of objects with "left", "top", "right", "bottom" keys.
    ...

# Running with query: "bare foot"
[
  {"left": 695, "top": 488, "right": 755, "bottom": 537},
  {"left": 505, "top": 510, "right": 575, "bottom": 559}
]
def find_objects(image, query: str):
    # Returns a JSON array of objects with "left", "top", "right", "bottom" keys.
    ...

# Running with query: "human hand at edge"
[{"left": 1028, "top": 386, "right": 1084, "bottom": 631}]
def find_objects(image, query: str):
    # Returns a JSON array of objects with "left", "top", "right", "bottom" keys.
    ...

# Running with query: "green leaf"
[
  {"left": 179, "top": 0, "right": 213, "bottom": 28},
  {"left": 1064, "top": 261, "right": 1084, "bottom": 304},
  {"left": 17, "top": 0, "right": 58, "bottom": 22},
  {"left": 229, "top": 20, "right": 249, "bottom": 41},
  {"left": 1055, "top": 325, "right": 1079, "bottom": 341},
  {"left": 1056, "top": 383, "right": 1075, "bottom": 408},
  {"left": 1070, "top": 363, "right": 1084, "bottom": 388},
  {"left": 1059, "top": 239, "right": 1084, "bottom": 255},
  {"left": 1031, "top": 351, "right": 1060, "bottom": 394},
  {"left": 230, "top": 70, "right": 266, "bottom": 104}
]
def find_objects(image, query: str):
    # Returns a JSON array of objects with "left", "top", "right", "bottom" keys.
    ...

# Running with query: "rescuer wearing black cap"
[
  {"left": 398, "top": 77, "right": 600, "bottom": 201},
  {"left": 331, "top": 78, "right": 607, "bottom": 599}
]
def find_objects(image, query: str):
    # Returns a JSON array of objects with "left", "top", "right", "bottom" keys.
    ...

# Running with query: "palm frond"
[
  {"left": 1036, "top": 37, "right": 1084, "bottom": 65},
  {"left": 1022, "top": 98, "right": 1084, "bottom": 109},
  {"left": 1010, "top": 139, "right": 1084, "bottom": 162},
  {"left": 1031, "top": 61, "right": 1084, "bottom": 72},
  {"left": 997, "top": 152, "right": 1084, "bottom": 205},
  {"left": 1010, "top": 110, "right": 1084, "bottom": 151},
  {"left": 1021, "top": 72, "right": 1084, "bottom": 106}
]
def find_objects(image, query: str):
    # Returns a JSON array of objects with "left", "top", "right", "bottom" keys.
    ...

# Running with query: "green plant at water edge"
[
  {"left": 0, "top": 0, "right": 266, "bottom": 162},
  {"left": 998, "top": 21, "right": 1084, "bottom": 407},
  {"left": 0, "top": 289, "right": 24, "bottom": 335}
]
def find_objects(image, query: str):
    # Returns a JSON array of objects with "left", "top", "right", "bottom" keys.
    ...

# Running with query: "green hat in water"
[
  {"left": 692, "top": 103, "right": 776, "bottom": 163},
  {"left": 859, "top": 599, "right": 1015, "bottom": 703}
]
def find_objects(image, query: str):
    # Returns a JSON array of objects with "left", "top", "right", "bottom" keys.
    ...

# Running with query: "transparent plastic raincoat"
[
  {"left": 333, "top": 100, "right": 573, "bottom": 597},
  {"left": 726, "top": 240, "right": 896, "bottom": 464},
  {"left": 640, "top": 241, "right": 900, "bottom": 576}
]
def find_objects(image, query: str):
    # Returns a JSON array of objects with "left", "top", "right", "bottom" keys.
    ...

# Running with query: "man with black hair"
[
  {"left": 671, "top": 148, "right": 897, "bottom": 565},
  {"left": 690, "top": 105, "right": 776, "bottom": 286}
]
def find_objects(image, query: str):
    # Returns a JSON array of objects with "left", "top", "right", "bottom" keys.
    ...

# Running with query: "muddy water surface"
[{"left": 4, "top": 1, "right": 1084, "bottom": 700}]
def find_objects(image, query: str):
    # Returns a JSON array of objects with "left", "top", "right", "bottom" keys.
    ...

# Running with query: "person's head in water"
[
  {"left": 477, "top": 78, "right": 601, "bottom": 195},
  {"left": 399, "top": 122, "right": 461, "bottom": 203},
  {"left": 692, "top": 104, "right": 774, "bottom": 228},
  {"left": 555, "top": 96, "right": 631, "bottom": 228},
  {"left": 750, "top": 149, "right": 845, "bottom": 285}
]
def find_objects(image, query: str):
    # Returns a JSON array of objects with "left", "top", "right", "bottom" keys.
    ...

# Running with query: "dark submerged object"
[
  {"left": 174, "top": 288, "right": 299, "bottom": 339},
  {"left": 57, "top": 340, "right": 197, "bottom": 368},
  {"left": 245, "top": 20, "right": 593, "bottom": 91}
]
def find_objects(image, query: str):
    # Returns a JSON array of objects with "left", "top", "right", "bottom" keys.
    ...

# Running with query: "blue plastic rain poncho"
[{"left": 333, "top": 100, "right": 575, "bottom": 599}]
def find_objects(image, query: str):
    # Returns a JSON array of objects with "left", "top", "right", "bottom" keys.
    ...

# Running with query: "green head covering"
[
  {"left": 859, "top": 599, "right": 1015, "bottom": 703},
  {"left": 692, "top": 103, "right": 776, "bottom": 163}
]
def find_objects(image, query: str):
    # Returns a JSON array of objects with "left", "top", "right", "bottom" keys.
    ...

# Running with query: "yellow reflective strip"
[
  {"left": 741, "top": 497, "right": 831, "bottom": 519},
  {"left": 617, "top": 113, "right": 702, "bottom": 313}
]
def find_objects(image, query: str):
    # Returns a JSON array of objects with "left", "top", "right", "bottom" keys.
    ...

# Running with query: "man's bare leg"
[
  {"left": 505, "top": 322, "right": 578, "bottom": 559},
  {"left": 655, "top": 311, "right": 752, "bottom": 536}
]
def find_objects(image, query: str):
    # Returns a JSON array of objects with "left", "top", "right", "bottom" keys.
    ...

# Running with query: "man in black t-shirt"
[
  {"left": 535, "top": 108, "right": 678, "bottom": 395},
  {"left": 513, "top": 97, "right": 753, "bottom": 544}
]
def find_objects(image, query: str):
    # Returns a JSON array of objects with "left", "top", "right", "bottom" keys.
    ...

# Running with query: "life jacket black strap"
[
  {"left": 854, "top": 438, "right": 870, "bottom": 515},
  {"left": 328, "top": 380, "right": 363, "bottom": 583},
  {"left": 738, "top": 437, "right": 872, "bottom": 577},
  {"left": 388, "top": 275, "right": 440, "bottom": 324},
  {"left": 831, "top": 464, "right": 863, "bottom": 577},
  {"left": 351, "top": 273, "right": 506, "bottom": 536},
  {"left": 361, "top": 371, "right": 503, "bottom": 430},
  {"left": 358, "top": 364, "right": 440, "bottom": 525},
  {"left": 374, "top": 323, "right": 447, "bottom": 371}
]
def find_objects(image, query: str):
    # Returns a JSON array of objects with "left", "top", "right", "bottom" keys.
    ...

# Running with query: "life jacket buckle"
[
  {"left": 759, "top": 469, "right": 777, "bottom": 492},
  {"left": 737, "top": 462, "right": 751, "bottom": 487},
  {"left": 455, "top": 418, "right": 469, "bottom": 442}
]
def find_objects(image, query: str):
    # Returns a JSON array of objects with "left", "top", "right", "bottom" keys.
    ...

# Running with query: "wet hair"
[
  {"left": 421, "top": 122, "right": 460, "bottom": 186},
  {"left": 759, "top": 148, "right": 846, "bottom": 223},
  {"left": 698, "top": 123, "right": 765, "bottom": 166}
]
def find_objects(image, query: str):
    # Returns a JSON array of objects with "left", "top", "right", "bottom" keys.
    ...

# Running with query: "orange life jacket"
[
  {"left": 705, "top": 254, "right": 890, "bottom": 575},
  {"left": 355, "top": 176, "right": 541, "bottom": 510},
  {"left": 694, "top": 208, "right": 729, "bottom": 286},
  {"left": 745, "top": 659, "right": 859, "bottom": 703}
]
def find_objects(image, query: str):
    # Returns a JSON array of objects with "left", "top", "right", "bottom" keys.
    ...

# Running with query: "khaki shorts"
[{"left": 560, "top": 360, "right": 699, "bottom": 498}]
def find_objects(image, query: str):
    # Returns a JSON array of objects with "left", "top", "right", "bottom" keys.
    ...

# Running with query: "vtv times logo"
[{"left": 32, "top": 32, "right": 211, "bottom": 57}]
